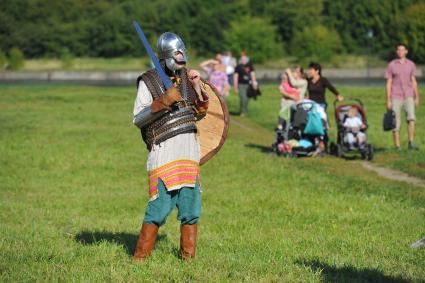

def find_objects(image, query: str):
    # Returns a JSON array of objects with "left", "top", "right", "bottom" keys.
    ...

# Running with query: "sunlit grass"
[
  {"left": 19, "top": 55, "right": 389, "bottom": 71},
  {"left": 0, "top": 84, "right": 424, "bottom": 282}
]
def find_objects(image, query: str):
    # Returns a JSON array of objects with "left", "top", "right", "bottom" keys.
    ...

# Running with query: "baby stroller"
[
  {"left": 272, "top": 101, "right": 327, "bottom": 157},
  {"left": 330, "top": 98, "right": 374, "bottom": 160}
]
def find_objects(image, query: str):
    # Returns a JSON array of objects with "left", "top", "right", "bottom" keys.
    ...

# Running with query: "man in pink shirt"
[{"left": 385, "top": 43, "right": 420, "bottom": 150}]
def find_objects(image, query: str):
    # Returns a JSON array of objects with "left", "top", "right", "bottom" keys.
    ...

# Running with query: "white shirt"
[
  {"left": 221, "top": 55, "right": 235, "bottom": 75},
  {"left": 343, "top": 116, "right": 363, "bottom": 130}
]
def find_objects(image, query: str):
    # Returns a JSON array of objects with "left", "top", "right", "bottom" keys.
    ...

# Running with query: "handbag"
[
  {"left": 247, "top": 83, "right": 261, "bottom": 100},
  {"left": 304, "top": 105, "right": 325, "bottom": 136},
  {"left": 383, "top": 110, "right": 396, "bottom": 131}
]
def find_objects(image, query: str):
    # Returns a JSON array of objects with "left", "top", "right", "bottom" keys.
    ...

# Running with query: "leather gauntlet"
[
  {"left": 151, "top": 87, "right": 183, "bottom": 113},
  {"left": 194, "top": 87, "right": 209, "bottom": 119}
]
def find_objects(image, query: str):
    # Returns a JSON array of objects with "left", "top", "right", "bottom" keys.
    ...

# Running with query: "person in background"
[
  {"left": 277, "top": 67, "right": 307, "bottom": 129},
  {"left": 233, "top": 52, "right": 257, "bottom": 117},
  {"left": 385, "top": 43, "right": 420, "bottom": 150},
  {"left": 200, "top": 56, "right": 229, "bottom": 98},
  {"left": 306, "top": 62, "right": 341, "bottom": 150},
  {"left": 286, "top": 66, "right": 307, "bottom": 100},
  {"left": 307, "top": 62, "right": 343, "bottom": 112},
  {"left": 221, "top": 50, "right": 236, "bottom": 85},
  {"left": 280, "top": 72, "right": 300, "bottom": 103}
]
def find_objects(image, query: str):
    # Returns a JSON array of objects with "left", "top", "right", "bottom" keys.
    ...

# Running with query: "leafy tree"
[
  {"left": 0, "top": 0, "right": 423, "bottom": 63},
  {"left": 8, "top": 48, "right": 24, "bottom": 70},
  {"left": 400, "top": 3, "right": 425, "bottom": 63},
  {"left": 291, "top": 25, "right": 343, "bottom": 64},
  {"left": 323, "top": 0, "right": 414, "bottom": 55},
  {"left": 223, "top": 17, "right": 284, "bottom": 63},
  {"left": 0, "top": 49, "right": 6, "bottom": 70},
  {"left": 264, "top": 0, "right": 324, "bottom": 47},
  {"left": 60, "top": 48, "right": 74, "bottom": 69}
]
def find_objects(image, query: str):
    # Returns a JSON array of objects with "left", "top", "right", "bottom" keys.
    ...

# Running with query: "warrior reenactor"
[{"left": 132, "top": 32, "right": 208, "bottom": 261}]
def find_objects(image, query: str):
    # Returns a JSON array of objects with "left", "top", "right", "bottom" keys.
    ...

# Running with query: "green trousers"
[
  {"left": 143, "top": 178, "right": 201, "bottom": 226},
  {"left": 239, "top": 84, "right": 249, "bottom": 115}
]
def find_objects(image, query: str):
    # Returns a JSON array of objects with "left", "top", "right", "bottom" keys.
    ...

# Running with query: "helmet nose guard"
[{"left": 156, "top": 32, "right": 188, "bottom": 62}]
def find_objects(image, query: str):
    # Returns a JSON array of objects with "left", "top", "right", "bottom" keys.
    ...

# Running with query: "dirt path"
[
  {"left": 362, "top": 162, "right": 425, "bottom": 188},
  {"left": 232, "top": 116, "right": 425, "bottom": 189},
  {"left": 231, "top": 118, "right": 255, "bottom": 132}
]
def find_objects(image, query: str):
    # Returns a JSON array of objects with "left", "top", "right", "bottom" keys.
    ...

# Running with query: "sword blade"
[
  {"left": 133, "top": 21, "right": 173, "bottom": 90},
  {"left": 411, "top": 237, "right": 425, "bottom": 249}
]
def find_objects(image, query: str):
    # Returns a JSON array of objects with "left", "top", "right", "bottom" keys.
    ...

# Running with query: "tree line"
[{"left": 0, "top": 0, "right": 424, "bottom": 64}]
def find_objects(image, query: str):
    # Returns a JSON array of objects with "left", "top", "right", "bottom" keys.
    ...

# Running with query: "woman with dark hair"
[{"left": 307, "top": 62, "right": 343, "bottom": 111}]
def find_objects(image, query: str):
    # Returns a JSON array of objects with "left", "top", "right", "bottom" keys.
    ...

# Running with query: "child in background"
[
  {"left": 200, "top": 57, "right": 229, "bottom": 98},
  {"left": 343, "top": 107, "right": 366, "bottom": 149}
]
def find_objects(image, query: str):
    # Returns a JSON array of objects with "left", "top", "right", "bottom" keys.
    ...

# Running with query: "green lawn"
[
  {"left": 17, "top": 54, "right": 389, "bottom": 71},
  {"left": 239, "top": 84, "right": 425, "bottom": 179},
  {"left": 0, "top": 84, "right": 424, "bottom": 282}
]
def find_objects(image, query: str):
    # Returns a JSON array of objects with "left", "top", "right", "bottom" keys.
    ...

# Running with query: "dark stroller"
[
  {"left": 330, "top": 98, "right": 374, "bottom": 160},
  {"left": 272, "top": 101, "right": 327, "bottom": 157}
]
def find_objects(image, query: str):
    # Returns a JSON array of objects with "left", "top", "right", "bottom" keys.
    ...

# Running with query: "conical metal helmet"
[{"left": 156, "top": 32, "right": 188, "bottom": 61}]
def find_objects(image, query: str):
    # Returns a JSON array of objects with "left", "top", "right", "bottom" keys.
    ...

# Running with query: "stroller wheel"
[
  {"left": 367, "top": 144, "right": 374, "bottom": 161},
  {"left": 272, "top": 143, "right": 280, "bottom": 156},
  {"left": 329, "top": 142, "right": 336, "bottom": 155},
  {"left": 360, "top": 148, "right": 367, "bottom": 159},
  {"left": 335, "top": 144, "right": 343, "bottom": 158}
]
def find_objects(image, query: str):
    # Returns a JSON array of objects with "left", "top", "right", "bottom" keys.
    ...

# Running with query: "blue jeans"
[
  {"left": 227, "top": 74, "right": 233, "bottom": 85},
  {"left": 143, "top": 178, "right": 201, "bottom": 226}
]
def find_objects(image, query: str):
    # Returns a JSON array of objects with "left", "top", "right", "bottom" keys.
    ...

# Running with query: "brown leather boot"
[
  {"left": 133, "top": 223, "right": 159, "bottom": 261},
  {"left": 180, "top": 224, "right": 197, "bottom": 260}
]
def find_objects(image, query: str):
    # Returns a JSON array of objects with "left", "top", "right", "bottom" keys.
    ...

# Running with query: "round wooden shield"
[{"left": 197, "top": 82, "right": 229, "bottom": 165}]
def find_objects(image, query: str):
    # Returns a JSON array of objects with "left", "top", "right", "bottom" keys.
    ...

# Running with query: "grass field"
[
  {"left": 1, "top": 83, "right": 424, "bottom": 282},
  {"left": 17, "top": 54, "right": 389, "bottom": 71},
  {"left": 243, "top": 85, "right": 425, "bottom": 179}
]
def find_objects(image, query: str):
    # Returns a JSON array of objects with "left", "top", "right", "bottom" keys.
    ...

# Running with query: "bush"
[
  {"left": 60, "top": 48, "right": 74, "bottom": 69},
  {"left": 223, "top": 17, "right": 284, "bottom": 63},
  {"left": 291, "top": 25, "right": 343, "bottom": 64},
  {"left": 8, "top": 48, "right": 24, "bottom": 70},
  {"left": 0, "top": 50, "right": 6, "bottom": 70}
]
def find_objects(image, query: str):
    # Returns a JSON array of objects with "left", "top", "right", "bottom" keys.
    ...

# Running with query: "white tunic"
[{"left": 133, "top": 80, "right": 200, "bottom": 190}]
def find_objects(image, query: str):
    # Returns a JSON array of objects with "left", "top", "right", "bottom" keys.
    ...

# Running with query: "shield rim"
[{"left": 199, "top": 80, "right": 230, "bottom": 165}]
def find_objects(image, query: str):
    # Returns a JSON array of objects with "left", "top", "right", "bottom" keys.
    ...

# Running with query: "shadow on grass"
[
  {"left": 245, "top": 143, "right": 272, "bottom": 153},
  {"left": 331, "top": 145, "right": 387, "bottom": 161},
  {"left": 340, "top": 153, "right": 360, "bottom": 161},
  {"left": 296, "top": 259, "right": 411, "bottom": 283},
  {"left": 229, "top": 111, "right": 240, "bottom": 116},
  {"left": 372, "top": 146, "right": 389, "bottom": 153},
  {"left": 75, "top": 231, "right": 168, "bottom": 256}
]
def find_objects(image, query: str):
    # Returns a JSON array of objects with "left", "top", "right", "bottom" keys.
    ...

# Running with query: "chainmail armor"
[{"left": 137, "top": 67, "right": 198, "bottom": 150}]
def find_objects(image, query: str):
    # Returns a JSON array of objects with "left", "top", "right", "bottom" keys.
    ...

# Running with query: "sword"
[
  {"left": 411, "top": 237, "right": 425, "bottom": 249},
  {"left": 133, "top": 21, "right": 173, "bottom": 90}
]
